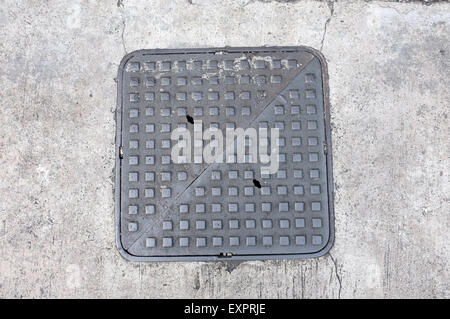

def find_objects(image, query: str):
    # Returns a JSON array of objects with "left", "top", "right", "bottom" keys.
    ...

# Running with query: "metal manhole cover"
[{"left": 115, "top": 46, "right": 334, "bottom": 261}]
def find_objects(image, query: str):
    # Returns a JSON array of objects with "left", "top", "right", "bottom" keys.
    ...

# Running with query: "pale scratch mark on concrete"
[
  {"left": 121, "top": 18, "right": 127, "bottom": 54},
  {"left": 320, "top": 0, "right": 334, "bottom": 51},
  {"left": 329, "top": 253, "right": 342, "bottom": 298},
  {"left": 118, "top": 2, "right": 127, "bottom": 54}
]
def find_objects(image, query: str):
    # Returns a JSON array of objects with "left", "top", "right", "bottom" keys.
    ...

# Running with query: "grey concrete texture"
[{"left": 0, "top": 0, "right": 448, "bottom": 298}]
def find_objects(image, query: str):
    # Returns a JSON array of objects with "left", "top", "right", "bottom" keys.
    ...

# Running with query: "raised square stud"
[
  {"left": 145, "top": 205, "right": 155, "bottom": 215},
  {"left": 128, "top": 205, "right": 138, "bottom": 215},
  {"left": 146, "top": 238, "right": 156, "bottom": 248},
  {"left": 128, "top": 222, "right": 138, "bottom": 232},
  {"left": 179, "top": 238, "right": 189, "bottom": 247}
]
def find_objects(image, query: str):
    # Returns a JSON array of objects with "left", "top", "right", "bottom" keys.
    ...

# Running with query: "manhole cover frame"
[{"left": 115, "top": 46, "right": 334, "bottom": 261}]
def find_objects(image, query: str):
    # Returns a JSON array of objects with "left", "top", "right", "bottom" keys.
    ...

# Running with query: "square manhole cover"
[{"left": 115, "top": 47, "right": 334, "bottom": 261}]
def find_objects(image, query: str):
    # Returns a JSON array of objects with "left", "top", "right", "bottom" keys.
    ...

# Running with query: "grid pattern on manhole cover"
[{"left": 115, "top": 47, "right": 334, "bottom": 261}]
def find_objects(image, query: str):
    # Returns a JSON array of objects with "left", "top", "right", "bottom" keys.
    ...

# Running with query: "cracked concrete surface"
[{"left": 0, "top": 0, "right": 449, "bottom": 298}]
